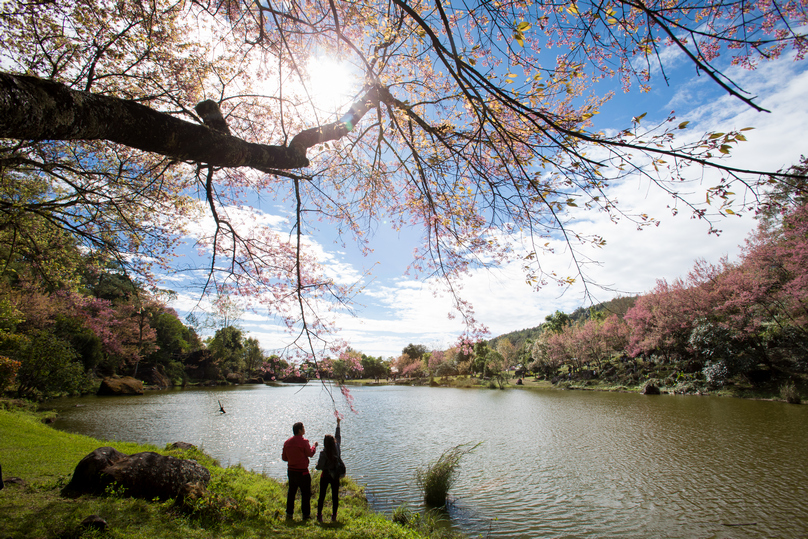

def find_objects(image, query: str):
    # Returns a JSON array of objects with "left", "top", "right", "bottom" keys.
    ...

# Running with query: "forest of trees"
[
  {"left": 524, "top": 166, "right": 808, "bottom": 393},
  {"left": 0, "top": 207, "right": 308, "bottom": 399}
]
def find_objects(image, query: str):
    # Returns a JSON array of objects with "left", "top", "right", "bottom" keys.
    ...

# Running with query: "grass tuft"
[
  {"left": 391, "top": 505, "right": 464, "bottom": 538},
  {"left": 780, "top": 382, "right": 802, "bottom": 404},
  {"left": 415, "top": 442, "right": 481, "bottom": 507}
]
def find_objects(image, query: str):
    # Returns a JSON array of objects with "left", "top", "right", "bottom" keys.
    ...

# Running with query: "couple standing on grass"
[{"left": 281, "top": 417, "right": 346, "bottom": 523}]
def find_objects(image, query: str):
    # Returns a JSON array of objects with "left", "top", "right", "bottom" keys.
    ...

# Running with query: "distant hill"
[
  {"left": 568, "top": 295, "right": 637, "bottom": 322},
  {"left": 488, "top": 295, "right": 637, "bottom": 349}
]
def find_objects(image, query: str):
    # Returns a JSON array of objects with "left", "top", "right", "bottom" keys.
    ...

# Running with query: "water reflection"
[{"left": 49, "top": 384, "right": 808, "bottom": 538}]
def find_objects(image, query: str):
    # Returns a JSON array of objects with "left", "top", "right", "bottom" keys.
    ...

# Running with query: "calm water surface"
[{"left": 49, "top": 384, "right": 808, "bottom": 538}]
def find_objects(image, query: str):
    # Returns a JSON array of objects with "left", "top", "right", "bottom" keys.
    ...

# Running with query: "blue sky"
[{"left": 165, "top": 51, "right": 808, "bottom": 359}]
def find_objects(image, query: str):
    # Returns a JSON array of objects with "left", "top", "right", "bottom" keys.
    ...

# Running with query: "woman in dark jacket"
[{"left": 315, "top": 417, "right": 343, "bottom": 522}]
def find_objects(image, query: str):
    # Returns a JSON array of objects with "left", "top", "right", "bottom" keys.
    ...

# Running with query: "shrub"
[
  {"left": 14, "top": 331, "right": 95, "bottom": 399},
  {"left": 780, "top": 382, "right": 802, "bottom": 404},
  {"left": 0, "top": 355, "right": 21, "bottom": 392},
  {"left": 703, "top": 361, "right": 729, "bottom": 388},
  {"left": 415, "top": 442, "right": 481, "bottom": 507}
]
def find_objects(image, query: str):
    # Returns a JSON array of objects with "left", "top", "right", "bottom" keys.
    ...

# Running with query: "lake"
[{"left": 48, "top": 383, "right": 808, "bottom": 538}]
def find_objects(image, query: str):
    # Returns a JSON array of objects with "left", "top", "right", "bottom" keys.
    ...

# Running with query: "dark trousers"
[
  {"left": 318, "top": 472, "right": 340, "bottom": 517},
  {"left": 286, "top": 470, "right": 312, "bottom": 518}
]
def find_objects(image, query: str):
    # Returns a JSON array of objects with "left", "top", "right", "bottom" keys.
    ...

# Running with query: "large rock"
[
  {"left": 97, "top": 376, "right": 144, "bottom": 396},
  {"left": 141, "top": 366, "right": 171, "bottom": 389},
  {"left": 63, "top": 447, "right": 210, "bottom": 500},
  {"left": 62, "top": 446, "right": 128, "bottom": 495},
  {"left": 80, "top": 515, "right": 109, "bottom": 532},
  {"left": 170, "top": 442, "right": 198, "bottom": 451},
  {"left": 642, "top": 382, "right": 661, "bottom": 395}
]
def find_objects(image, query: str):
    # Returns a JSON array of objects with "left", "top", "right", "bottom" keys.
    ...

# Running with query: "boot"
[
  {"left": 331, "top": 511, "right": 337, "bottom": 522},
  {"left": 317, "top": 513, "right": 323, "bottom": 523}
]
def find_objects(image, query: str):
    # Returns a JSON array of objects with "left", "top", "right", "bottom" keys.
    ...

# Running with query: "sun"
[{"left": 305, "top": 56, "right": 358, "bottom": 116}]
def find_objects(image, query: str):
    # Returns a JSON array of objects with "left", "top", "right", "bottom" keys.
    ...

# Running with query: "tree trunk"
[{"left": 0, "top": 72, "right": 380, "bottom": 172}]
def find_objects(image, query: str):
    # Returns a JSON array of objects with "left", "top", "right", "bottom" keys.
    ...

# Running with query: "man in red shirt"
[{"left": 282, "top": 421, "right": 318, "bottom": 520}]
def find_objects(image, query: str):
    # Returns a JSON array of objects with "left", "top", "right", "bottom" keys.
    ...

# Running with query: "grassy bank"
[{"left": 0, "top": 403, "right": 431, "bottom": 539}]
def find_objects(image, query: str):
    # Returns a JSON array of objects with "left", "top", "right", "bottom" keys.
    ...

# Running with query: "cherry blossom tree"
[
  {"left": 0, "top": 0, "right": 806, "bottom": 363},
  {"left": 338, "top": 348, "right": 365, "bottom": 379},
  {"left": 624, "top": 274, "right": 713, "bottom": 361},
  {"left": 395, "top": 352, "right": 425, "bottom": 378}
]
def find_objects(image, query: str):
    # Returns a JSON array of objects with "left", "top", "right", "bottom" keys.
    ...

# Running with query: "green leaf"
[
  {"left": 517, "top": 21, "right": 531, "bottom": 31},
  {"left": 678, "top": 121, "right": 689, "bottom": 129}
]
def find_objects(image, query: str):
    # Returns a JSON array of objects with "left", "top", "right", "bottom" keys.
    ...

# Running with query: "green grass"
[{"left": 0, "top": 404, "right": 428, "bottom": 539}]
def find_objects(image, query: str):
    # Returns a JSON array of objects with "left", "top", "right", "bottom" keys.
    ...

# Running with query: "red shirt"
[{"left": 282, "top": 435, "right": 317, "bottom": 473}]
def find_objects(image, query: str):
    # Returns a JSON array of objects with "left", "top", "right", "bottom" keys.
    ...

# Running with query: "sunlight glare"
[{"left": 306, "top": 56, "right": 357, "bottom": 115}]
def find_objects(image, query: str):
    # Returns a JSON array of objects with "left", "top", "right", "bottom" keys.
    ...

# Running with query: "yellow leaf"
[{"left": 567, "top": 3, "right": 579, "bottom": 15}]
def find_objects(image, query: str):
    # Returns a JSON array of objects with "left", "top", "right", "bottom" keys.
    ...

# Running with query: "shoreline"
[
  {"left": 0, "top": 404, "right": 444, "bottom": 539},
  {"left": 339, "top": 375, "right": 801, "bottom": 403}
]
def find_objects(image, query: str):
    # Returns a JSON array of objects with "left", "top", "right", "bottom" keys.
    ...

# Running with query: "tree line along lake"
[{"left": 49, "top": 383, "right": 808, "bottom": 538}]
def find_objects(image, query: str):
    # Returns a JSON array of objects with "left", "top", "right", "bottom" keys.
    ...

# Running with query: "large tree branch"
[
  {"left": 0, "top": 72, "right": 383, "bottom": 172},
  {"left": 289, "top": 84, "right": 383, "bottom": 151}
]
